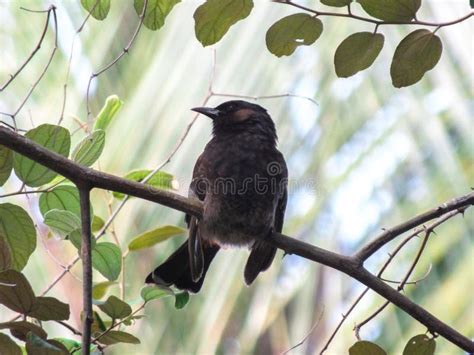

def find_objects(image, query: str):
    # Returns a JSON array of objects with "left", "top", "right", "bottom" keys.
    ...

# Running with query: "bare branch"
[{"left": 78, "top": 184, "right": 92, "bottom": 355}]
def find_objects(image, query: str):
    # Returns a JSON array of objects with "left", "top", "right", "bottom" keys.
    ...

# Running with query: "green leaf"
[
  {"left": 403, "top": 334, "right": 436, "bottom": 355},
  {"left": 0, "top": 321, "right": 47, "bottom": 341},
  {"left": 94, "top": 95, "right": 123, "bottom": 131},
  {"left": 13, "top": 124, "right": 70, "bottom": 187},
  {"left": 0, "top": 145, "right": 13, "bottom": 186},
  {"left": 356, "top": 0, "right": 421, "bottom": 21},
  {"left": 43, "top": 210, "right": 81, "bottom": 238},
  {"left": 0, "top": 204, "right": 36, "bottom": 271},
  {"left": 91, "top": 215, "right": 105, "bottom": 233},
  {"left": 0, "top": 236, "right": 12, "bottom": 270},
  {"left": 0, "top": 270, "right": 37, "bottom": 314},
  {"left": 92, "top": 242, "right": 122, "bottom": 281},
  {"left": 68, "top": 230, "right": 96, "bottom": 250},
  {"left": 25, "top": 332, "right": 66, "bottom": 355},
  {"left": 81, "top": 0, "right": 110, "bottom": 20},
  {"left": 97, "top": 295, "right": 132, "bottom": 320},
  {"left": 349, "top": 340, "right": 387, "bottom": 355},
  {"left": 39, "top": 185, "right": 82, "bottom": 217},
  {"left": 128, "top": 225, "right": 186, "bottom": 251},
  {"left": 194, "top": 0, "right": 253, "bottom": 46},
  {"left": 174, "top": 291, "right": 189, "bottom": 309},
  {"left": 0, "top": 332, "right": 22, "bottom": 355},
  {"left": 92, "top": 281, "right": 117, "bottom": 300},
  {"left": 140, "top": 285, "right": 173, "bottom": 303},
  {"left": 390, "top": 29, "right": 442, "bottom": 88},
  {"left": 97, "top": 330, "right": 140, "bottom": 345},
  {"left": 113, "top": 169, "right": 178, "bottom": 200},
  {"left": 72, "top": 130, "right": 105, "bottom": 167},
  {"left": 334, "top": 32, "right": 384, "bottom": 77},
  {"left": 134, "top": 0, "right": 181, "bottom": 31},
  {"left": 266, "top": 13, "right": 323, "bottom": 57},
  {"left": 28, "top": 297, "right": 70, "bottom": 321},
  {"left": 321, "top": 0, "right": 351, "bottom": 7}
]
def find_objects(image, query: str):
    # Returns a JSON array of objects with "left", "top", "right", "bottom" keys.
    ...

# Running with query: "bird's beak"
[{"left": 191, "top": 106, "right": 220, "bottom": 120}]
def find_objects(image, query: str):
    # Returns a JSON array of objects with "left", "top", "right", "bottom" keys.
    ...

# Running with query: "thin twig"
[
  {"left": 58, "top": 0, "right": 100, "bottom": 125},
  {"left": 0, "top": 5, "right": 58, "bottom": 119},
  {"left": 85, "top": 0, "right": 149, "bottom": 125},
  {"left": 282, "top": 307, "right": 324, "bottom": 354},
  {"left": 281, "top": 1, "right": 473, "bottom": 27},
  {"left": 0, "top": 6, "right": 52, "bottom": 91}
]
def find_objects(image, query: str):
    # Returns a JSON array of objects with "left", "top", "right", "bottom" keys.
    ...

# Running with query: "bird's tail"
[
  {"left": 244, "top": 240, "right": 277, "bottom": 285},
  {"left": 145, "top": 240, "right": 219, "bottom": 293}
]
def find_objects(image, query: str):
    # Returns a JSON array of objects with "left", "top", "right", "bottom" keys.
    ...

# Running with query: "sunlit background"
[{"left": 0, "top": 0, "right": 473, "bottom": 354}]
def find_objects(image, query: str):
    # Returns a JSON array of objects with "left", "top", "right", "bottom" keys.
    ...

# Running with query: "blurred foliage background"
[{"left": 0, "top": 0, "right": 472, "bottom": 354}]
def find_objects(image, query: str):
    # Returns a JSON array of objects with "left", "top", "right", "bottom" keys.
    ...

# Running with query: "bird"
[{"left": 145, "top": 100, "right": 288, "bottom": 293}]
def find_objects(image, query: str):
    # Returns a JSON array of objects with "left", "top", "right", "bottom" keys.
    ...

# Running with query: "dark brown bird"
[{"left": 146, "top": 100, "right": 288, "bottom": 292}]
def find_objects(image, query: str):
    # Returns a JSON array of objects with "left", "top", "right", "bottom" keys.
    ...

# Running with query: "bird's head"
[{"left": 191, "top": 100, "right": 277, "bottom": 142}]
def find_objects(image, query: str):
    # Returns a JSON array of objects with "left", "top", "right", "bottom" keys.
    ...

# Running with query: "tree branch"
[
  {"left": 78, "top": 183, "right": 92, "bottom": 355},
  {"left": 0, "top": 126, "right": 472, "bottom": 352}
]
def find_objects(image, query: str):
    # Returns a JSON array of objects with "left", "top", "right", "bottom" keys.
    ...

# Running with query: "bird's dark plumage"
[{"left": 146, "top": 100, "right": 288, "bottom": 292}]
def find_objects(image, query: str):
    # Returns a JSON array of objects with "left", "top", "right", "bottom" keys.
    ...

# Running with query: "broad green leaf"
[
  {"left": 68, "top": 230, "right": 96, "bottom": 250},
  {"left": 43, "top": 210, "right": 81, "bottom": 238},
  {"left": 349, "top": 340, "right": 387, "bottom": 355},
  {"left": 0, "top": 321, "right": 47, "bottom": 341},
  {"left": 92, "top": 281, "right": 117, "bottom": 300},
  {"left": 0, "top": 204, "right": 36, "bottom": 271},
  {"left": 28, "top": 297, "right": 70, "bottom": 321},
  {"left": 81, "top": 0, "right": 110, "bottom": 20},
  {"left": 94, "top": 95, "right": 123, "bottom": 131},
  {"left": 113, "top": 169, "right": 178, "bottom": 200},
  {"left": 0, "top": 145, "right": 13, "bottom": 186},
  {"left": 391, "top": 29, "right": 442, "bottom": 88},
  {"left": 334, "top": 32, "right": 384, "bottom": 77},
  {"left": 134, "top": 0, "right": 181, "bottom": 31},
  {"left": 266, "top": 13, "right": 323, "bottom": 57},
  {"left": 72, "top": 130, "right": 105, "bottom": 167},
  {"left": 13, "top": 124, "right": 70, "bottom": 187},
  {"left": 357, "top": 0, "right": 421, "bottom": 21},
  {"left": 0, "top": 237, "right": 12, "bottom": 270},
  {"left": 0, "top": 333, "right": 22, "bottom": 355},
  {"left": 0, "top": 270, "right": 37, "bottom": 314},
  {"left": 25, "top": 332, "right": 65, "bottom": 354},
  {"left": 97, "top": 330, "right": 140, "bottom": 345},
  {"left": 140, "top": 285, "right": 173, "bottom": 303},
  {"left": 91, "top": 215, "right": 105, "bottom": 233},
  {"left": 128, "top": 225, "right": 186, "bottom": 251},
  {"left": 403, "top": 334, "right": 436, "bottom": 355},
  {"left": 97, "top": 295, "right": 132, "bottom": 320},
  {"left": 321, "top": 0, "right": 351, "bottom": 6},
  {"left": 194, "top": 0, "right": 253, "bottom": 46},
  {"left": 92, "top": 243, "right": 122, "bottom": 281},
  {"left": 39, "top": 185, "right": 81, "bottom": 217},
  {"left": 174, "top": 291, "right": 189, "bottom": 309}
]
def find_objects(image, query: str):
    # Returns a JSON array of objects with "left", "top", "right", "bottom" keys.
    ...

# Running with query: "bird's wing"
[
  {"left": 185, "top": 153, "right": 208, "bottom": 226},
  {"left": 274, "top": 153, "right": 288, "bottom": 233}
]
